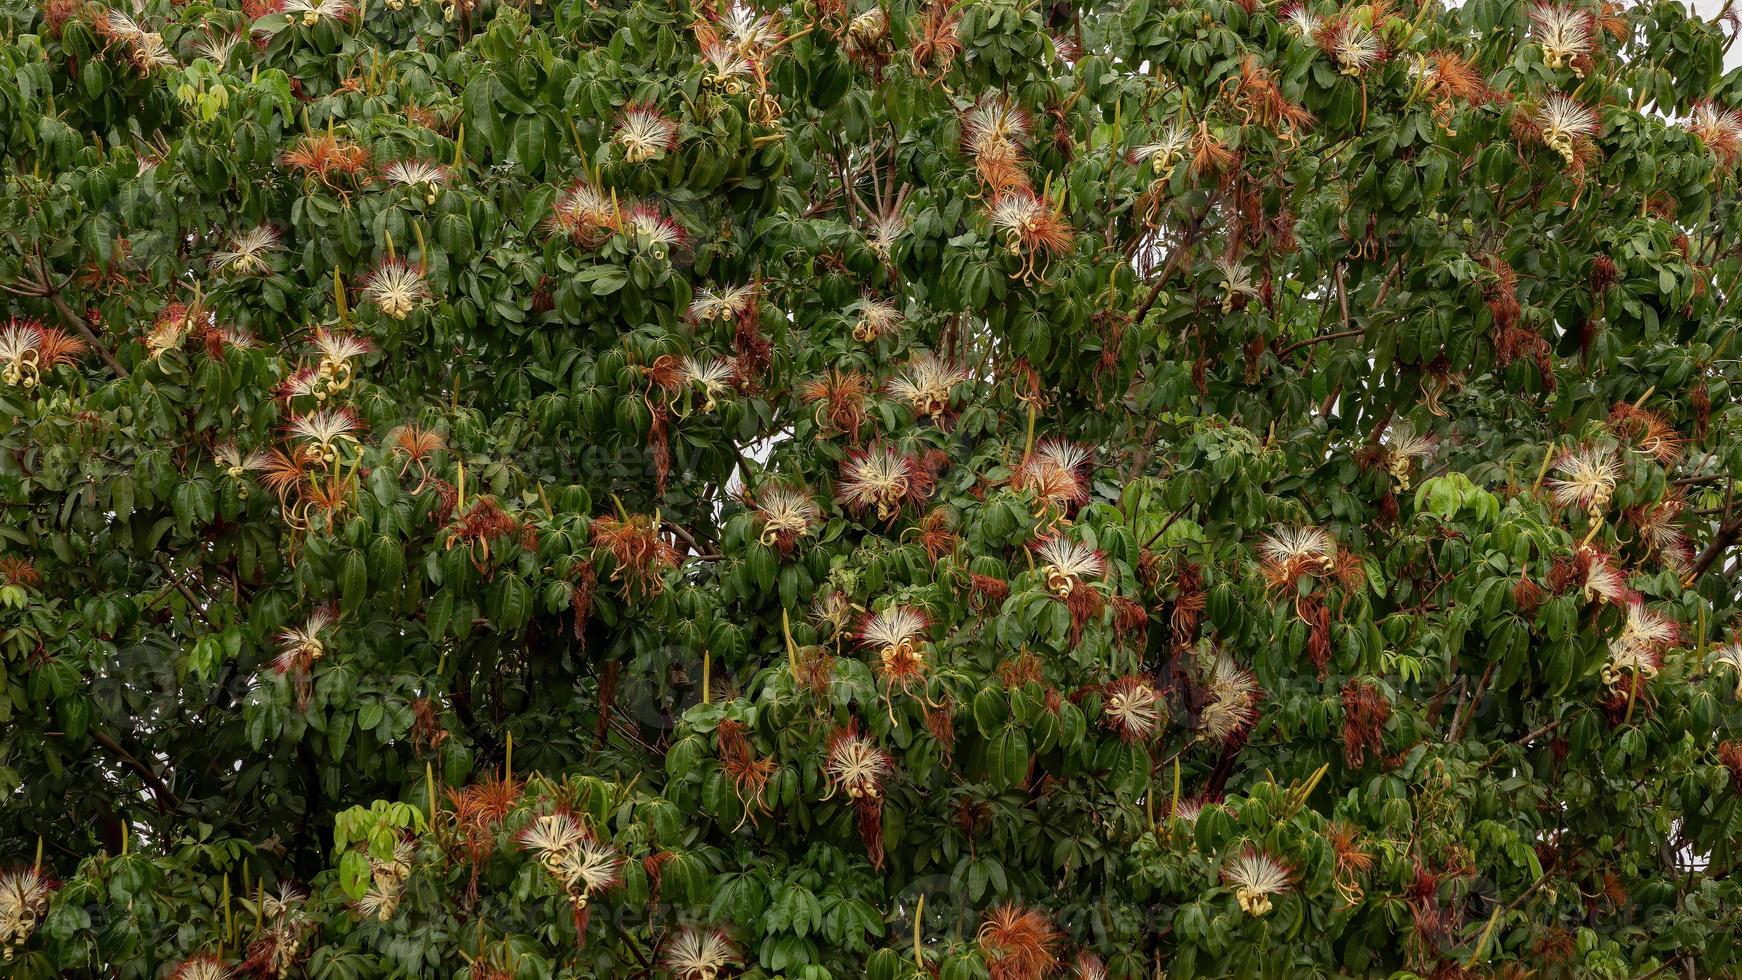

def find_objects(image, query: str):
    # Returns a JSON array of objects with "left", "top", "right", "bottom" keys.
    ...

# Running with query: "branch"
[
  {"left": 88, "top": 729, "right": 182, "bottom": 812},
  {"left": 1276, "top": 327, "right": 1366, "bottom": 358},
  {"left": 1684, "top": 515, "right": 1742, "bottom": 584}
]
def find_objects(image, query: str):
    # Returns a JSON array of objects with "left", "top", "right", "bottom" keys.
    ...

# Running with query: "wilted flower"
[
  {"left": 1609, "top": 403, "right": 1684, "bottom": 465},
  {"left": 615, "top": 104, "right": 680, "bottom": 163},
  {"left": 1222, "top": 847, "right": 1293, "bottom": 916},
  {"left": 1101, "top": 675, "right": 1164, "bottom": 741},
  {"left": 976, "top": 903, "right": 1060, "bottom": 980},
  {"left": 280, "top": 133, "right": 370, "bottom": 185},
  {"left": 213, "top": 226, "right": 282, "bottom": 275},
  {"left": 662, "top": 927, "right": 742, "bottom": 980},
  {"left": 591, "top": 513, "right": 681, "bottom": 599},
  {"left": 887, "top": 353, "right": 968, "bottom": 419},
  {"left": 801, "top": 369, "right": 871, "bottom": 441}
]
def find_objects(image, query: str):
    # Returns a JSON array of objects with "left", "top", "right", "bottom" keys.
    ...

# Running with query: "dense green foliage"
[{"left": 3, "top": 0, "right": 1742, "bottom": 976}]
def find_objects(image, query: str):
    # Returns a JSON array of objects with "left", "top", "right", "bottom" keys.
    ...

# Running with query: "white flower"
[{"left": 1222, "top": 847, "right": 1293, "bottom": 916}]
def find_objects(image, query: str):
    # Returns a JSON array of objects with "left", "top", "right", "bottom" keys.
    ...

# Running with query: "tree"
[{"left": 1, "top": 0, "right": 1741, "bottom": 975}]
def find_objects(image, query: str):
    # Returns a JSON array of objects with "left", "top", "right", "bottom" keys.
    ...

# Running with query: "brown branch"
[
  {"left": 1684, "top": 515, "right": 1742, "bottom": 584},
  {"left": 1276, "top": 327, "right": 1366, "bottom": 358},
  {"left": 88, "top": 729, "right": 181, "bottom": 812}
]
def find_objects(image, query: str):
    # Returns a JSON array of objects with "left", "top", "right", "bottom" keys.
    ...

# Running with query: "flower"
[
  {"left": 361, "top": 260, "right": 430, "bottom": 320},
  {"left": 1280, "top": 3, "right": 1322, "bottom": 37},
  {"left": 1011, "top": 439, "right": 1092, "bottom": 514},
  {"left": 1213, "top": 256, "right": 1258, "bottom": 312},
  {"left": 1033, "top": 536, "right": 1105, "bottom": 596},
  {"left": 886, "top": 353, "right": 968, "bottom": 419},
  {"left": 382, "top": 159, "right": 450, "bottom": 204},
  {"left": 1222, "top": 847, "right": 1293, "bottom": 916},
  {"left": 282, "top": 0, "right": 354, "bottom": 26},
  {"left": 961, "top": 93, "right": 1030, "bottom": 162},
  {"left": 665, "top": 356, "right": 736, "bottom": 412},
  {"left": 1072, "top": 951, "right": 1109, "bottom": 980},
  {"left": 1608, "top": 403, "right": 1683, "bottom": 465},
  {"left": 1572, "top": 547, "right": 1634, "bottom": 605},
  {"left": 865, "top": 207, "right": 907, "bottom": 257},
  {"left": 168, "top": 954, "right": 231, "bottom": 980},
  {"left": 311, "top": 328, "right": 373, "bottom": 395},
  {"left": 1101, "top": 675, "right": 1164, "bottom": 741},
  {"left": 1, "top": 318, "right": 86, "bottom": 388},
  {"left": 689, "top": 284, "right": 756, "bottom": 323},
  {"left": 824, "top": 727, "right": 891, "bottom": 800},
  {"left": 858, "top": 605, "right": 930, "bottom": 697},
  {"left": 1535, "top": 94, "right": 1600, "bottom": 165},
  {"left": 1130, "top": 123, "right": 1191, "bottom": 175},
  {"left": 213, "top": 226, "right": 282, "bottom": 275},
  {"left": 976, "top": 903, "right": 1060, "bottom": 980},
  {"left": 1530, "top": 4, "right": 1593, "bottom": 72},
  {"left": 547, "top": 181, "right": 617, "bottom": 246},
  {"left": 1684, "top": 101, "right": 1742, "bottom": 170},
  {"left": 986, "top": 187, "right": 1075, "bottom": 279},
  {"left": 215, "top": 442, "right": 271, "bottom": 487},
  {"left": 700, "top": 40, "right": 755, "bottom": 93},
  {"left": 552, "top": 837, "right": 624, "bottom": 907},
  {"left": 590, "top": 514, "right": 681, "bottom": 599},
  {"left": 621, "top": 204, "right": 686, "bottom": 260},
  {"left": 0, "top": 868, "right": 55, "bottom": 963},
  {"left": 1603, "top": 603, "right": 1679, "bottom": 687},
  {"left": 1382, "top": 423, "right": 1436, "bottom": 489},
  {"left": 1196, "top": 650, "right": 1261, "bottom": 744},
  {"left": 287, "top": 408, "right": 366, "bottom": 459},
  {"left": 1708, "top": 642, "right": 1742, "bottom": 698},
  {"left": 273, "top": 606, "right": 338, "bottom": 675},
  {"left": 662, "top": 928, "right": 742, "bottom": 980},
  {"left": 1258, "top": 525, "right": 1336, "bottom": 588},
  {"left": 837, "top": 444, "right": 930, "bottom": 520},
  {"left": 750, "top": 483, "right": 823, "bottom": 551},
  {"left": 1329, "top": 22, "right": 1381, "bottom": 76},
  {"left": 615, "top": 104, "right": 680, "bottom": 163},
  {"left": 1548, "top": 445, "right": 1620, "bottom": 519},
  {"left": 714, "top": 1, "right": 783, "bottom": 53},
  {"left": 517, "top": 812, "right": 586, "bottom": 874},
  {"left": 850, "top": 295, "right": 903, "bottom": 342}
]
